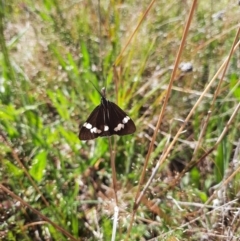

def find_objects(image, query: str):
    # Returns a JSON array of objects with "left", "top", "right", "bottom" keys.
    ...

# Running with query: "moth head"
[{"left": 101, "top": 87, "right": 106, "bottom": 98}]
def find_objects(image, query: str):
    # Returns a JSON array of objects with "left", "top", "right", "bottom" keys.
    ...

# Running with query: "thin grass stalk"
[
  {"left": 0, "top": 1, "right": 15, "bottom": 85},
  {"left": 229, "top": 139, "right": 240, "bottom": 240},
  {"left": 125, "top": 1, "right": 198, "bottom": 239},
  {"left": 135, "top": 0, "right": 198, "bottom": 211},
  {"left": 113, "top": 65, "right": 119, "bottom": 105},
  {"left": 0, "top": 184, "right": 79, "bottom": 241},
  {"left": 98, "top": 0, "right": 104, "bottom": 82},
  {"left": 114, "top": 0, "right": 156, "bottom": 67},
  {"left": 108, "top": 136, "right": 119, "bottom": 240},
  {"left": 111, "top": 205, "right": 119, "bottom": 241},
  {"left": 108, "top": 137, "right": 118, "bottom": 205}
]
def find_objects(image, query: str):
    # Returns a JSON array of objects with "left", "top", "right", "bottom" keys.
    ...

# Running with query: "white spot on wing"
[
  {"left": 84, "top": 123, "right": 92, "bottom": 129},
  {"left": 91, "top": 127, "right": 102, "bottom": 134},
  {"left": 114, "top": 123, "right": 124, "bottom": 131},
  {"left": 104, "top": 125, "right": 109, "bottom": 131},
  {"left": 122, "top": 116, "right": 130, "bottom": 124}
]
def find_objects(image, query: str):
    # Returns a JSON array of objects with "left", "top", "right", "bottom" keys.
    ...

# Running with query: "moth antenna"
[{"left": 88, "top": 80, "right": 104, "bottom": 98}]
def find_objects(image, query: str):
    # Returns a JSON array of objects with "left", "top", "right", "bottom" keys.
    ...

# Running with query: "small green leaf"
[
  {"left": 3, "top": 159, "right": 23, "bottom": 177},
  {"left": 197, "top": 191, "right": 208, "bottom": 202},
  {"left": 190, "top": 167, "right": 200, "bottom": 187},
  {"left": 29, "top": 150, "right": 47, "bottom": 182},
  {"left": 230, "top": 73, "right": 240, "bottom": 101}
]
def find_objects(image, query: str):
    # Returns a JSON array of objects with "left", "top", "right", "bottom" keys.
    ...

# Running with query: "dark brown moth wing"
[
  {"left": 107, "top": 101, "right": 136, "bottom": 136},
  {"left": 79, "top": 104, "right": 103, "bottom": 140}
]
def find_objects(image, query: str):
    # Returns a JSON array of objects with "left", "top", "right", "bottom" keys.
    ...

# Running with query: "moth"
[{"left": 79, "top": 88, "right": 136, "bottom": 140}]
